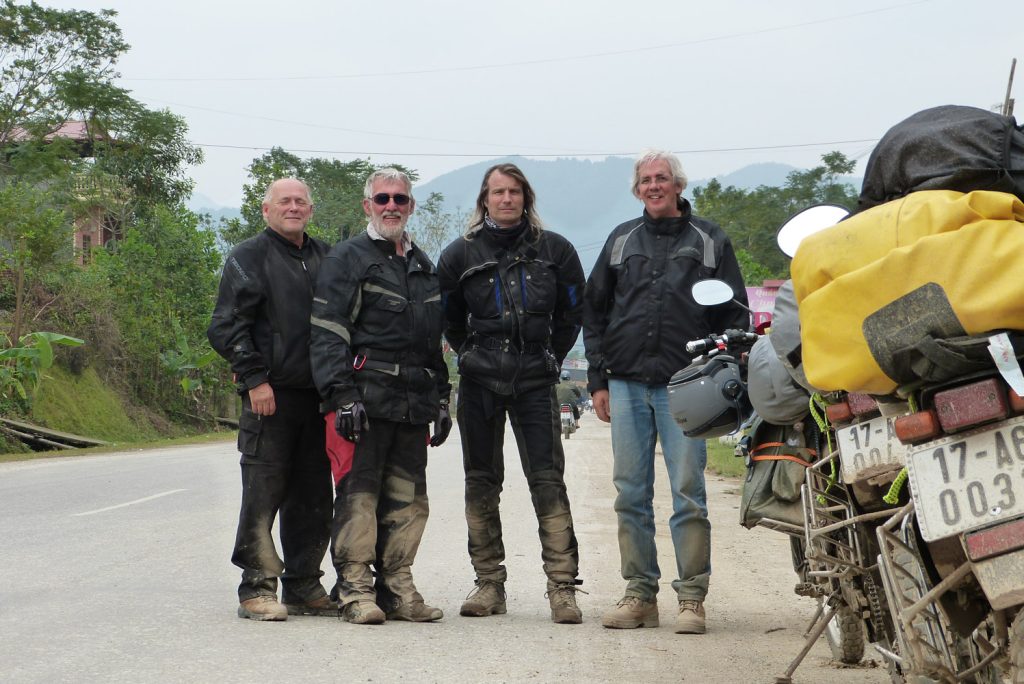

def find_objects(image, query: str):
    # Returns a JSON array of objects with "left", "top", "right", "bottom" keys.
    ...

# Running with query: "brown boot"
[
  {"left": 675, "top": 599, "right": 706, "bottom": 634},
  {"left": 283, "top": 595, "right": 340, "bottom": 617},
  {"left": 237, "top": 595, "right": 288, "bottom": 621},
  {"left": 386, "top": 600, "right": 443, "bottom": 622},
  {"left": 459, "top": 579, "right": 506, "bottom": 617},
  {"left": 601, "top": 596, "right": 659, "bottom": 629},
  {"left": 546, "top": 581, "right": 584, "bottom": 624},
  {"left": 342, "top": 600, "right": 386, "bottom": 625}
]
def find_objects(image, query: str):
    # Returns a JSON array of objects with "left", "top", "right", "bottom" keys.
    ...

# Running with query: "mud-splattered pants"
[
  {"left": 331, "top": 419, "right": 431, "bottom": 611},
  {"left": 456, "top": 377, "right": 579, "bottom": 585},
  {"left": 232, "top": 388, "right": 333, "bottom": 603}
]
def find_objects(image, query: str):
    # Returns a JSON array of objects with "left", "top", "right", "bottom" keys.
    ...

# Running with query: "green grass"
[
  {"left": 0, "top": 430, "right": 234, "bottom": 463},
  {"left": 29, "top": 365, "right": 162, "bottom": 442},
  {"left": 706, "top": 438, "right": 746, "bottom": 478}
]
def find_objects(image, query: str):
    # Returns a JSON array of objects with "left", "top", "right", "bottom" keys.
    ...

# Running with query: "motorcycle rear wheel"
[{"left": 822, "top": 598, "right": 866, "bottom": 664}]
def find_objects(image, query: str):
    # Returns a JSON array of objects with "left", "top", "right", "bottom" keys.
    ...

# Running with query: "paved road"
[{"left": 1, "top": 417, "right": 889, "bottom": 683}]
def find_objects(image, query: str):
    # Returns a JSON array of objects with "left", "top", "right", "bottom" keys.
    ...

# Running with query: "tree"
[
  {"left": 694, "top": 152, "right": 858, "bottom": 281},
  {"left": 220, "top": 148, "right": 418, "bottom": 248},
  {"left": 0, "top": 0, "right": 127, "bottom": 146},
  {"left": 408, "top": 191, "right": 467, "bottom": 262},
  {"left": 0, "top": 181, "right": 71, "bottom": 343}
]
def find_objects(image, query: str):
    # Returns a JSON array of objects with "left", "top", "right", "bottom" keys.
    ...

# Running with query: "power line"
[
  {"left": 191, "top": 138, "right": 879, "bottom": 158},
  {"left": 120, "top": 0, "right": 934, "bottom": 83}
]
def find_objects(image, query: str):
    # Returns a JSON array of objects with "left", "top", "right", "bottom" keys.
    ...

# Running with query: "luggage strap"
[{"left": 750, "top": 442, "right": 816, "bottom": 468}]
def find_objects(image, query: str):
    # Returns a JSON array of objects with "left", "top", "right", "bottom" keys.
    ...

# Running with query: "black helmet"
[
  {"left": 560, "top": 370, "right": 571, "bottom": 381},
  {"left": 667, "top": 355, "right": 751, "bottom": 439}
]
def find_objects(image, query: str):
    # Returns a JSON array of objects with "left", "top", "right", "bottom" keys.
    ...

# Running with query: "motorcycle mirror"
[
  {"left": 692, "top": 279, "right": 751, "bottom": 312},
  {"left": 776, "top": 204, "right": 850, "bottom": 257},
  {"left": 692, "top": 279, "right": 734, "bottom": 306}
]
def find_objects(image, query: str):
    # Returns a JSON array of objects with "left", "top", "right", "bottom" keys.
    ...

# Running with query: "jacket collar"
[{"left": 643, "top": 198, "right": 693, "bottom": 235}]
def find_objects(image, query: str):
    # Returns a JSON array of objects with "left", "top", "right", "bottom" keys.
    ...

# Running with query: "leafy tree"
[
  {"left": 0, "top": 330, "right": 83, "bottom": 409},
  {"left": 0, "top": 181, "right": 72, "bottom": 343},
  {"left": 220, "top": 148, "right": 418, "bottom": 248},
  {"left": 93, "top": 205, "right": 223, "bottom": 411},
  {"left": 0, "top": 0, "right": 127, "bottom": 146},
  {"left": 694, "top": 152, "right": 858, "bottom": 281},
  {"left": 409, "top": 191, "right": 467, "bottom": 262}
]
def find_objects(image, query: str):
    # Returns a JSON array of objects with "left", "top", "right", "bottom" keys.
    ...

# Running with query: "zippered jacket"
[
  {"left": 208, "top": 228, "right": 327, "bottom": 391},
  {"left": 583, "top": 199, "right": 749, "bottom": 392},
  {"left": 438, "top": 226, "right": 584, "bottom": 395},
  {"left": 310, "top": 232, "right": 450, "bottom": 424}
]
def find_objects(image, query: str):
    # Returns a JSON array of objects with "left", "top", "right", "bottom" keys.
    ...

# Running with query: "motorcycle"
[
  {"left": 560, "top": 404, "right": 577, "bottom": 439},
  {"left": 784, "top": 202, "right": 1024, "bottom": 682}
]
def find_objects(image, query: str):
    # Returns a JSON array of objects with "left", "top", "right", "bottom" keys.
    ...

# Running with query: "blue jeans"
[{"left": 609, "top": 379, "right": 710, "bottom": 601}]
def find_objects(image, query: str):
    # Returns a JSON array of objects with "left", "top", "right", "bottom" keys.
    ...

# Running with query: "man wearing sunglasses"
[
  {"left": 310, "top": 168, "right": 451, "bottom": 625},
  {"left": 208, "top": 177, "right": 335, "bottom": 622},
  {"left": 438, "top": 163, "right": 586, "bottom": 624}
]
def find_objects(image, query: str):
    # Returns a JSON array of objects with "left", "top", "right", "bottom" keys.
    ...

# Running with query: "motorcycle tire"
[
  {"left": 562, "top": 427, "right": 570, "bottom": 440},
  {"left": 822, "top": 598, "right": 866, "bottom": 665}
]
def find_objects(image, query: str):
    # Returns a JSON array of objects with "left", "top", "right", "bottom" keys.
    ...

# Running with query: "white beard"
[{"left": 370, "top": 215, "right": 405, "bottom": 240}]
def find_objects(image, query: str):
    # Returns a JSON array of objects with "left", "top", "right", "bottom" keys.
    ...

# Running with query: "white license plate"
[
  {"left": 907, "top": 415, "right": 1024, "bottom": 542},
  {"left": 836, "top": 414, "right": 907, "bottom": 482}
]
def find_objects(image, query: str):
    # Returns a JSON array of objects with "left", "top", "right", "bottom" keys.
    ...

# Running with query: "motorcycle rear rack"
[
  {"left": 876, "top": 501, "right": 965, "bottom": 680},
  {"left": 802, "top": 450, "right": 871, "bottom": 578}
]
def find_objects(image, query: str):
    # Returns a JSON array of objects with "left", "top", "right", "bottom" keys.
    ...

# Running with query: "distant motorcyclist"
[{"left": 556, "top": 370, "right": 582, "bottom": 427}]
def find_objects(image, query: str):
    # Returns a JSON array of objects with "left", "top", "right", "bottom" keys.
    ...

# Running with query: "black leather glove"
[
  {"left": 335, "top": 401, "right": 369, "bottom": 443},
  {"left": 429, "top": 401, "right": 452, "bottom": 447}
]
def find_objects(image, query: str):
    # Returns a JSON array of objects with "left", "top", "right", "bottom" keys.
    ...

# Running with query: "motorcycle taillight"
[
  {"left": 894, "top": 409, "right": 941, "bottom": 444},
  {"left": 933, "top": 378, "right": 1008, "bottom": 433}
]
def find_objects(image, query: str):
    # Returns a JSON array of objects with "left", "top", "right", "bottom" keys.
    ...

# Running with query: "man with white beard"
[{"left": 310, "top": 168, "right": 452, "bottom": 625}]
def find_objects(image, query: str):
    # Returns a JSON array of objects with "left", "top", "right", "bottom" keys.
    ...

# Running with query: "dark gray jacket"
[{"left": 583, "top": 199, "right": 749, "bottom": 392}]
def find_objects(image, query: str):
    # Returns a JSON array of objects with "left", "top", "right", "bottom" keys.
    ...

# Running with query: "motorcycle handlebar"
[{"left": 685, "top": 330, "right": 759, "bottom": 355}]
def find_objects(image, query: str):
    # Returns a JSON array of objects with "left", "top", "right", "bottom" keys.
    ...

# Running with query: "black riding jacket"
[
  {"left": 310, "top": 231, "right": 450, "bottom": 425},
  {"left": 438, "top": 225, "right": 585, "bottom": 395},
  {"left": 208, "top": 228, "right": 328, "bottom": 391},
  {"left": 583, "top": 199, "right": 749, "bottom": 392}
]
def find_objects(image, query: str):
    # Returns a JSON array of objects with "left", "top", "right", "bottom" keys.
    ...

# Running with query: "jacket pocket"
[
  {"left": 521, "top": 262, "right": 556, "bottom": 313},
  {"left": 237, "top": 408, "right": 263, "bottom": 456}
]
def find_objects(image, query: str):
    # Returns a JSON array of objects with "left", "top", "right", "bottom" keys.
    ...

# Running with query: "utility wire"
[
  {"left": 119, "top": 0, "right": 933, "bottom": 83},
  {"left": 190, "top": 138, "right": 879, "bottom": 158}
]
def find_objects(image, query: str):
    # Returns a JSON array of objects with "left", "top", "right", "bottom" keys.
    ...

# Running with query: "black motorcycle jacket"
[
  {"left": 438, "top": 224, "right": 585, "bottom": 395},
  {"left": 310, "top": 231, "right": 450, "bottom": 425},
  {"left": 208, "top": 228, "right": 328, "bottom": 391},
  {"left": 583, "top": 199, "right": 749, "bottom": 392}
]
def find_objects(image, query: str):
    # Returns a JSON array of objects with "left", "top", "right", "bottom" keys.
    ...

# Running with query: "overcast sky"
[{"left": 42, "top": 0, "right": 1023, "bottom": 207}]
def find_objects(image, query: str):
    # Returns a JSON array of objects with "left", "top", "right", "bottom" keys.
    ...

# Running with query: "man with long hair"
[{"left": 438, "top": 163, "right": 586, "bottom": 624}]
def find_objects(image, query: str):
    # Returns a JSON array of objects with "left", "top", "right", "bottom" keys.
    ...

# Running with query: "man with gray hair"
[
  {"left": 310, "top": 168, "right": 451, "bottom": 624},
  {"left": 582, "top": 150, "right": 748, "bottom": 634},
  {"left": 208, "top": 177, "right": 336, "bottom": 621}
]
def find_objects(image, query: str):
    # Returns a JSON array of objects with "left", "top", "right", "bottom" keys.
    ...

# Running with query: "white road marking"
[{"left": 71, "top": 489, "right": 187, "bottom": 517}]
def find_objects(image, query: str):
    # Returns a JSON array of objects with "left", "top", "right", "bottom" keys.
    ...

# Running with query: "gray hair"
[
  {"left": 262, "top": 177, "right": 313, "bottom": 204},
  {"left": 363, "top": 168, "right": 413, "bottom": 198},
  {"left": 631, "top": 149, "right": 687, "bottom": 198}
]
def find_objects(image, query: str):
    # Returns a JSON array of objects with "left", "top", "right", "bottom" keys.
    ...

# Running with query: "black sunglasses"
[{"left": 371, "top": 193, "right": 411, "bottom": 206}]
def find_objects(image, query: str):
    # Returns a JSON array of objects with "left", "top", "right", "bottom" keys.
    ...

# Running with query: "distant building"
[{"left": 7, "top": 120, "right": 126, "bottom": 264}]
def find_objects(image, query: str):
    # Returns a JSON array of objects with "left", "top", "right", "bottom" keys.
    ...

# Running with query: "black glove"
[
  {"left": 429, "top": 401, "right": 452, "bottom": 447},
  {"left": 335, "top": 401, "right": 369, "bottom": 443}
]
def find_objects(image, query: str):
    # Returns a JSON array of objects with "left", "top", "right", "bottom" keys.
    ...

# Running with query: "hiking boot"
[
  {"left": 546, "top": 582, "right": 584, "bottom": 624},
  {"left": 283, "top": 595, "right": 340, "bottom": 617},
  {"left": 459, "top": 580, "right": 506, "bottom": 617},
  {"left": 601, "top": 596, "right": 659, "bottom": 629},
  {"left": 675, "top": 599, "right": 706, "bottom": 634},
  {"left": 237, "top": 595, "right": 288, "bottom": 622},
  {"left": 342, "top": 600, "right": 386, "bottom": 625},
  {"left": 386, "top": 600, "right": 443, "bottom": 623}
]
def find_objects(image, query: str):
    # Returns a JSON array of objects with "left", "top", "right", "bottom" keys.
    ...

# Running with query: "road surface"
[{"left": 1, "top": 416, "right": 889, "bottom": 683}]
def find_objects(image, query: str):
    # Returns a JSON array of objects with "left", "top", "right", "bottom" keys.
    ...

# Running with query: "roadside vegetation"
[{"left": 1, "top": 3, "right": 855, "bottom": 458}]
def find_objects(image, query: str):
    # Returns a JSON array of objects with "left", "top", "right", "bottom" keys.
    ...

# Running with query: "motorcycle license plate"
[
  {"left": 906, "top": 415, "right": 1024, "bottom": 542},
  {"left": 836, "top": 415, "right": 907, "bottom": 482}
]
